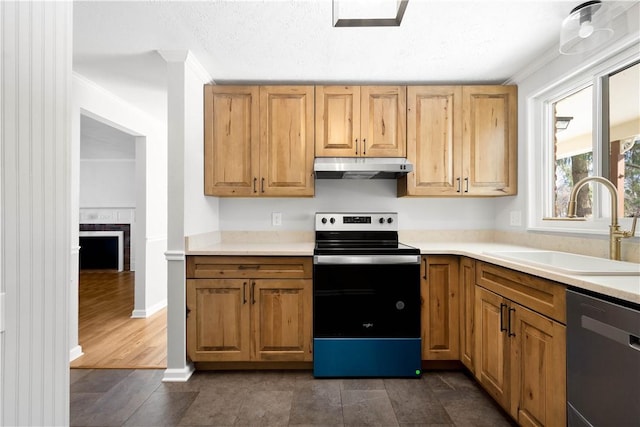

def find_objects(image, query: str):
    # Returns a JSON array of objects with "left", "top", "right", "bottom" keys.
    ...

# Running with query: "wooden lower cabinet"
[
  {"left": 459, "top": 257, "right": 475, "bottom": 372},
  {"left": 421, "top": 255, "right": 459, "bottom": 360},
  {"left": 475, "top": 284, "right": 566, "bottom": 427},
  {"left": 186, "top": 256, "right": 313, "bottom": 363}
]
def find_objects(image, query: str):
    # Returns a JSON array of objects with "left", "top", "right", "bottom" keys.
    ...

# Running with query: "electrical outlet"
[
  {"left": 510, "top": 211, "right": 522, "bottom": 226},
  {"left": 272, "top": 212, "right": 282, "bottom": 226}
]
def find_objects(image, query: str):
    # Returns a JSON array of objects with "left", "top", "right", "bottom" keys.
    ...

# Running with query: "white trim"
[
  {"left": 162, "top": 364, "right": 195, "bottom": 382},
  {"left": 71, "top": 245, "right": 81, "bottom": 255},
  {"left": 131, "top": 299, "right": 167, "bottom": 319},
  {"left": 157, "top": 50, "right": 212, "bottom": 84},
  {"left": 74, "top": 73, "right": 160, "bottom": 127},
  {"left": 165, "top": 250, "right": 185, "bottom": 261},
  {"left": 69, "top": 345, "right": 84, "bottom": 362},
  {"left": 79, "top": 231, "right": 124, "bottom": 271},
  {"left": 146, "top": 235, "right": 167, "bottom": 243}
]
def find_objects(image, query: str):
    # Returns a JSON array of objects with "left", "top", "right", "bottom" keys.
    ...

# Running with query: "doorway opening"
[{"left": 72, "top": 113, "right": 166, "bottom": 369}]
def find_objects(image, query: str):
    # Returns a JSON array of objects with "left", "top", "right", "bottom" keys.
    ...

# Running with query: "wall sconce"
[
  {"left": 559, "top": 1, "right": 614, "bottom": 55},
  {"left": 555, "top": 116, "right": 574, "bottom": 130}
]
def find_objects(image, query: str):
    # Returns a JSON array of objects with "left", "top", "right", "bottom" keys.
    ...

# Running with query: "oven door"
[
  {"left": 313, "top": 255, "right": 421, "bottom": 338},
  {"left": 312, "top": 254, "right": 422, "bottom": 378}
]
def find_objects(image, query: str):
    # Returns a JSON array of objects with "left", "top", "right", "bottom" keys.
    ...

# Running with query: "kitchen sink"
[{"left": 484, "top": 250, "right": 640, "bottom": 276}]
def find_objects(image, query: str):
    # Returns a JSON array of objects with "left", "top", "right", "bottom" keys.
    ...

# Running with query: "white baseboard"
[
  {"left": 69, "top": 345, "right": 84, "bottom": 362},
  {"left": 162, "top": 363, "right": 195, "bottom": 382},
  {"left": 131, "top": 299, "right": 167, "bottom": 318}
]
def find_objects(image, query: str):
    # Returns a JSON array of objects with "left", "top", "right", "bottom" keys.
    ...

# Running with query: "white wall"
[
  {"left": 220, "top": 180, "right": 499, "bottom": 231},
  {"left": 1, "top": 2, "right": 72, "bottom": 425},
  {"left": 80, "top": 160, "right": 136, "bottom": 207}
]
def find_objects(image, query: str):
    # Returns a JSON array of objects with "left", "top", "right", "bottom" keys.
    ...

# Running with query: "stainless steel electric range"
[{"left": 312, "top": 212, "right": 422, "bottom": 378}]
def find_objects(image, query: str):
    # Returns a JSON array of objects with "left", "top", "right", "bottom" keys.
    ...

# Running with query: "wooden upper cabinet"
[
  {"left": 400, "top": 85, "right": 517, "bottom": 197},
  {"left": 260, "top": 86, "right": 315, "bottom": 196},
  {"left": 403, "top": 86, "right": 462, "bottom": 196},
  {"left": 204, "top": 85, "right": 259, "bottom": 196},
  {"left": 315, "top": 86, "right": 360, "bottom": 157},
  {"left": 361, "top": 86, "right": 407, "bottom": 157},
  {"left": 462, "top": 85, "right": 517, "bottom": 196},
  {"left": 204, "top": 85, "right": 314, "bottom": 197},
  {"left": 315, "top": 85, "right": 406, "bottom": 157}
]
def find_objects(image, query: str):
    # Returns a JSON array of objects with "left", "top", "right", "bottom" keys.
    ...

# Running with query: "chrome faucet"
[{"left": 567, "top": 176, "right": 637, "bottom": 261}]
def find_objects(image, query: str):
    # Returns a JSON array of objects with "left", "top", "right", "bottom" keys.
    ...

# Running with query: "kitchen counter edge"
[{"left": 185, "top": 241, "right": 639, "bottom": 304}]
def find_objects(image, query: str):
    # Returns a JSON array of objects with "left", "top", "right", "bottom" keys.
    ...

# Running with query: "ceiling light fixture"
[
  {"left": 332, "top": 0, "right": 408, "bottom": 27},
  {"left": 555, "top": 116, "right": 574, "bottom": 130},
  {"left": 559, "top": 1, "right": 614, "bottom": 55}
]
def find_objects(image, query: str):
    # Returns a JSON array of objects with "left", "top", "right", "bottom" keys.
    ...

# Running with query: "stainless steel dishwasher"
[{"left": 567, "top": 289, "right": 640, "bottom": 427}]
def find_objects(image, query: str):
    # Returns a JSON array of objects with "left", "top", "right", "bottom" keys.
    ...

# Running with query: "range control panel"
[{"left": 315, "top": 212, "right": 398, "bottom": 231}]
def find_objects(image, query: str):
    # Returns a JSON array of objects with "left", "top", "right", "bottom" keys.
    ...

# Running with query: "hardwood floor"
[{"left": 71, "top": 270, "right": 167, "bottom": 369}]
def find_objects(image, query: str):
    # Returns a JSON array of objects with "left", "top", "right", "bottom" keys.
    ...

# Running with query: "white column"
[
  {"left": 159, "top": 50, "right": 211, "bottom": 381},
  {"left": 1, "top": 1, "right": 73, "bottom": 425}
]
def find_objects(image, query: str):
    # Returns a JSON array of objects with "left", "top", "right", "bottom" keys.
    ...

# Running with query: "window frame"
[{"left": 527, "top": 44, "right": 640, "bottom": 235}]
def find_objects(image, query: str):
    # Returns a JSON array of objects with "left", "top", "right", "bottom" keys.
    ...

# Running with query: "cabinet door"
[
  {"left": 475, "top": 286, "right": 510, "bottom": 409},
  {"left": 361, "top": 86, "right": 407, "bottom": 157},
  {"left": 404, "top": 86, "right": 462, "bottom": 196},
  {"left": 510, "top": 304, "right": 566, "bottom": 427},
  {"left": 204, "top": 85, "right": 260, "bottom": 196},
  {"left": 462, "top": 86, "right": 517, "bottom": 196},
  {"left": 421, "top": 256, "right": 460, "bottom": 360},
  {"left": 459, "top": 257, "right": 475, "bottom": 372},
  {"left": 251, "top": 279, "right": 312, "bottom": 362},
  {"left": 315, "top": 86, "right": 361, "bottom": 157},
  {"left": 186, "top": 279, "right": 251, "bottom": 362},
  {"left": 260, "top": 86, "right": 315, "bottom": 196}
]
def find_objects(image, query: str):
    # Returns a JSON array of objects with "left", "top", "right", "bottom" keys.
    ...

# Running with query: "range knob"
[
  {"left": 330, "top": 217, "right": 336, "bottom": 224},
  {"left": 387, "top": 217, "right": 394, "bottom": 224},
  {"left": 321, "top": 217, "right": 327, "bottom": 224},
  {"left": 379, "top": 217, "right": 385, "bottom": 224}
]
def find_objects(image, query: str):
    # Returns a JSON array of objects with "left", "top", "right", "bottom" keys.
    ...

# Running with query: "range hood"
[{"left": 314, "top": 157, "right": 413, "bottom": 179}]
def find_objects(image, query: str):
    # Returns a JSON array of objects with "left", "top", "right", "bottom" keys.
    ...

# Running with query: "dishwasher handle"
[{"left": 630, "top": 335, "right": 640, "bottom": 352}]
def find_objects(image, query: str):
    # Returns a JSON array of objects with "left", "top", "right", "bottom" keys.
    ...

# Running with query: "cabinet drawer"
[
  {"left": 476, "top": 262, "right": 566, "bottom": 324},
  {"left": 187, "top": 256, "right": 312, "bottom": 279}
]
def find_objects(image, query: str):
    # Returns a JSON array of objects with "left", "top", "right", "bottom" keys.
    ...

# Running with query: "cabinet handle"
[
  {"left": 456, "top": 177, "right": 461, "bottom": 193},
  {"left": 253, "top": 177, "right": 257, "bottom": 193},
  {"left": 186, "top": 305, "right": 191, "bottom": 319},
  {"left": 261, "top": 177, "right": 265, "bottom": 193},
  {"left": 251, "top": 281, "right": 256, "bottom": 304},
  {"left": 355, "top": 138, "right": 359, "bottom": 156},
  {"left": 464, "top": 177, "right": 469, "bottom": 193},
  {"left": 422, "top": 257, "right": 427, "bottom": 280},
  {"left": 499, "top": 303, "right": 507, "bottom": 332},
  {"left": 363, "top": 138, "right": 366, "bottom": 156},
  {"left": 508, "top": 307, "right": 516, "bottom": 337},
  {"left": 242, "top": 282, "right": 247, "bottom": 304}
]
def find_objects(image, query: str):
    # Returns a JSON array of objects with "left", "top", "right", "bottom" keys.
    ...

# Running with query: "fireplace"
[{"left": 79, "top": 224, "right": 131, "bottom": 271}]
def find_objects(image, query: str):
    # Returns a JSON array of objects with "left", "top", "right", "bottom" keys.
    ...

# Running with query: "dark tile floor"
[{"left": 70, "top": 369, "right": 517, "bottom": 427}]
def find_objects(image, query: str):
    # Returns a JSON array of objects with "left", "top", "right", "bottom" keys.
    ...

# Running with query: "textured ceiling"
[{"left": 72, "top": 0, "right": 627, "bottom": 122}]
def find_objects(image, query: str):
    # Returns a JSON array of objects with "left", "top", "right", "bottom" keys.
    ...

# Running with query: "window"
[
  {"left": 553, "top": 85, "right": 594, "bottom": 217},
  {"left": 529, "top": 45, "right": 639, "bottom": 234},
  {"left": 608, "top": 62, "right": 640, "bottom": 218}
]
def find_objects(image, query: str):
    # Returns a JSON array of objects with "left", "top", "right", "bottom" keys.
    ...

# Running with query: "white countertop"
[{"left": 186, "top": 239, "right": 640, "bottom": 305}]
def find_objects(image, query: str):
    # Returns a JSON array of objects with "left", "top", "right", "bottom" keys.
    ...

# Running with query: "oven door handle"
[{"left": 313, "top": 255, "right": 421, "bottom": 265}]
